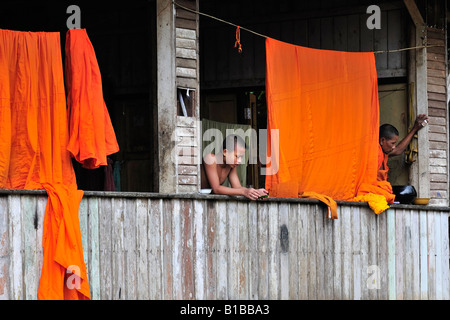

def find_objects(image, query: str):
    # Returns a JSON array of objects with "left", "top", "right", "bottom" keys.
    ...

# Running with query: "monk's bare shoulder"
[{"left": 203, "top": 153, "right": 217, "bottom": 166}]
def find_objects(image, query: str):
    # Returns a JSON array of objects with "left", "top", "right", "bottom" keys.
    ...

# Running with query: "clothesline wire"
[
  {"left": 173, "top": 1, "right": 444, "bottom": 54},
  {"left": 173, "top": 1, "right": 269, "bottom": 39},
  {"left": 373, "top": 45, "right": 444, "bottom": 54}
]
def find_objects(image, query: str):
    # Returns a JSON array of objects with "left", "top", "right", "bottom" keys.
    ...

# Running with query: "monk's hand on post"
[{"left": 414, "top": 114, "right": 428, "bottom": 130}]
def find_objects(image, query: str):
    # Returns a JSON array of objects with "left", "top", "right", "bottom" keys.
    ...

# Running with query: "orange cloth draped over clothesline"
[
  {"left": 0, "top": 29, "right": 90, "bottom": 299},
  {"left": 265, "top": 37, "right": 393, "bottom": 216},
  {"left": 65, "top": 28, "right": 119, "bottom": 169}
]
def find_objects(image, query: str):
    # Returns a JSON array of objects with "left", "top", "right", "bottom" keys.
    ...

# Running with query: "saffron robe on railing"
[
  {"left": 265, "top": 38, "right": 393, "bottom": 213},
  {"left": 0, "top": 29, "right": 90, "bottom": 299}
]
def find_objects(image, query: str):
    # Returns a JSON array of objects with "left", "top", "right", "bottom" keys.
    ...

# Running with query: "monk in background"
[
  {"left": 201, "top": 134, "right": 268, "bottom": 200},
  {"left": 378, "top": 114, "right": 428, "bottom": 181}
]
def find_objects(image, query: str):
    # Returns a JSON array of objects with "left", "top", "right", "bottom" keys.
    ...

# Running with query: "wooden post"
[
  {"left": 415, "top": 25, "right": 430, "bottom": 199},
  {"left": 157, "top": 0, "right": 177, "bottom": 193},
  {"left": 404, "top": 0, "right": 430, "bottom": 199}
]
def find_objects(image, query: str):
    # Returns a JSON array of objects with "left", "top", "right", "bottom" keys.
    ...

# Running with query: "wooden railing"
[{"left": 0, "top": 189, "right": 449, "bottom": 300}]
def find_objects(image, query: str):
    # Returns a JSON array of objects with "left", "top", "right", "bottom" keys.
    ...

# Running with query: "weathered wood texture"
[
  {"left": 175, "top": 117, "right": 201, "bottom": 193},
  {"left": 200, "top": 1, "right": 408, "bottom": 89},
  {"left": 0, "top": 191, "right": 449, "bottom": 300},
  {"left": 175, "top": 0, "right": 201, "bottom": 192},
  {"left": 175, "top": 0, "right": 198, "bottom": 90},
  {"left": 426, "top": 27, "right": 448, "bottom": 206}
]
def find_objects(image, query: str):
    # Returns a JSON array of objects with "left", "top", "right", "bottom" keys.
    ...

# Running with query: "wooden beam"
[
  {"left": 415, "top": 24, "right": 430, "bottom": 199},
  {"left": 403, "top": 0, "right": 425, "bottom": 25},
  {"left": 157, "top": 0, "right": 178, "bottom": 193}
]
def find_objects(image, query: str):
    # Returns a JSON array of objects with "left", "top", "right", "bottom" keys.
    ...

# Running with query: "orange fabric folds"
[
  {"left": 65, "top": 28, "right": 119, "bottom": 169},
  {"left": 0, "top": 29, "right": 90, "bottom": 299},
  {"left": 265, "top": 38, "right": 382, "bottom": 206}
]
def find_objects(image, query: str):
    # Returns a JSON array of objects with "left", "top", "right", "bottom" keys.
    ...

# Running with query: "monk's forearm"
[
  {"left": 390, "top": 128, "right": 418, "bottom": 156},
  {"left": 212, "top": 185, "right": 246, "bottom": 197}
]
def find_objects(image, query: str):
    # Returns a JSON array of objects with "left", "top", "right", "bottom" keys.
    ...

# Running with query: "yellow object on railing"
[{"left": 405, "top": 82, "right": 418, "bottom": 164}]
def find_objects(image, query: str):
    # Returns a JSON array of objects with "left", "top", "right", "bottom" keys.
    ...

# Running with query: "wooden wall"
[
  {"left": 200, "top": 0, "right": 408, "bottom": 90},
  {"left": 1, "top": 190, "right": 449, "bottom": 300},
  {"left": 175, "top": 0, "right": 201, "bottom": 192},
  {"left": 427, "top": 27, "right": 449, "bottom": 206}
]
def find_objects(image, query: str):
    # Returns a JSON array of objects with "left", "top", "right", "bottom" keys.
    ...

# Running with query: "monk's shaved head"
[{"left": 379, "top": 124, "right": 399, "bottom": 140}]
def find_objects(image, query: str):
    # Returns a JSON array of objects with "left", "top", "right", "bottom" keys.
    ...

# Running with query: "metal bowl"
[{"left": 392, "top": 185, "right": 417, "bottom": 204}]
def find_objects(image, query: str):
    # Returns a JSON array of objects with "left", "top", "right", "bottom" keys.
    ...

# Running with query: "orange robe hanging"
[
  {"left": 265, "top": 38, "right": 392, "bottom": 211},
  {"left": 0, "top": 29, "right": 90, "bottom": 299},
  {"left": 65, "top": 28, "right": 119, "bottom": 169},
  {"left": 377, "top": 144, "right": 389, "bottom": 181}
]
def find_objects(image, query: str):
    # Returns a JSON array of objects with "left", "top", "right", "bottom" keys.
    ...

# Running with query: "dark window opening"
[{"left": 0, "top": 0, "right": 157, "bottom": 192}]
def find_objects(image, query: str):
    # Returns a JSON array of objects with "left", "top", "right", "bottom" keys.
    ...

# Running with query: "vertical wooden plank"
[
  {"left": 332, "top": 206, "right": 342, "bottom": 299},
  {"left": 308, "top": 18, "right": 321, "bottom": 49},
  {"left": 347, "top": 14, "right": 361, "bottom": 52},
  {"left": 352, "top": 206, "right": 362, "bottom": 300},
  {"left": 248, "top": 201, "right": 258, "bottom": 300},
  {"left": 410, "top": 210, "right": 420, "bottom": 299},
  {"left": 215, "top": 27, "right": 230, "bottom": 82},
  {"left": 441, "top": 212, "right": 450, "bottom": 300},
  {"left": 323, "top": 207, "right": 334, "bottom": 300},
  {"left": 378, "top": 210, "right": 389, "bottom": 300},
  {"left": 360, "top": 12, "right": 374, "bottom": 52},
  {"left": 294, "top": 19, "right": 308, "bottom": 46},
  {"left": 200, "top": 27, "right": 216, "bottom": 84},
  {"left": 268, "top": 202, "right": 279, "bottom": 299},
  {"left": 387, "top": 9, "right": 403, "bottom": 70},
  {"left": 279, "top": 202, "right": 289, "bottom": 300},
  {"left": 78, "top": 197, "right": 89, "bottom": 280},
  {"left": 22, "top": 196, "right": 38, "bottom": 299},
  {"left": 124, "top": 199, "right": 137, "bottom": 299},
  {"left": 148, "top": 199, "right": 162, "bottom": 300},
  {"left": 362, "top": 208, "right": 372, "bottom": 300},
  {"left": 258, "top": 201, "right": 269, "bottom": 299},
  {"left": 315, "top": 205, "right": 325, "bottom": 300},
  {"left": 307, "top": 204, "right": 317, "bottom": 300},
  {"left": 87, "top": 197, "right": 100, "bottom": 300},
  {"left": 112, "top": 198, "right": 125, "bottom": 300},
  {"left": 8, "top": 195, "right": 23, "bottom": 300},
  {"left": 172, "top": 199, "right": 182, "bottom": 299},
  {"left": 181, "top": 199, "right": 194, "bottom": 300},
  {"left": 404, "top": 210, "right": 413, "bottom": 300},
  {"left": 237, "top": 201, "right": 249, "bottom": 299},
  {"left": 216, "top": 200, "right": 228, "bottom": 299},
  {"left": 419, "top": 209, "right": 428, "bottom": 299},
  {"left": 433, "top": 211, "right": 442, "bottom": 300},
  {"left": 427, "top": 211, "right": 436, "bottom": 299},
  {"left": 341, "top": 206, "right": 352, "bottom": 299},
  {"left": 35, "top": 196, "right": 46, "bottom": 294},
  {"left": 227, "top": 201, "right": 238, "bottom": 299},
  {"left": 193, "top": 199, "right": 205, "bottom": 300},
  {"left": 395, "top": 208, "right": 405, "bottom": 299},
  {"left": 333, "top": 15, "right": 348, "bottom": 51},
  {"left": 320, "top": 17, "right": 334, "bottom": 50},
  {"left": 298, "top": 203, "right": 309, "bottom": 299},
  {"left": 99, "top": 197, "right": 113, "bottom": 299},
  {"left": 387, "top": 208, "right": 396, "bottom": 300},
  {"left": 280, "top": 20, "right": 294, "bottom": 44},
  {"left": 288, "top": 203, "right": 299, "bottom": 300},
  {"left": 162, "top": 199, "right": 173, "bottom": 300},
  {"left": 205, "top": 200, "right": 217, "bottom": 299},
  {"left": 373, "top": 10, "right": 388, "bottom": 71},
  {"left": 0, "top": 196, "right": 10, "bottom": 300},
  {"left": 136, "top": 198, "right": 150, "bottom": 301}
]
